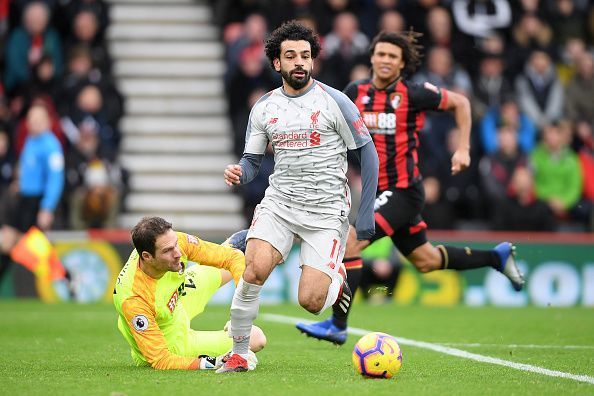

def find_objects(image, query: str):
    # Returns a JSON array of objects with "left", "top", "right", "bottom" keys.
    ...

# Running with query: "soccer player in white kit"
[{"left": 220, "top": 21, "right": 379, "bottom": 372}]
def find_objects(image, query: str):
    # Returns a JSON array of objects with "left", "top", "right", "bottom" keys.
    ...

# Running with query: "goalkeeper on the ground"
[{"left": 113, "top": 216, "right": 266, "bottom": 370}]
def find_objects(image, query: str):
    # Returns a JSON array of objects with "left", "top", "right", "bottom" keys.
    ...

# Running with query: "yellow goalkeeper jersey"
[{"left": 113, "top": 232, "right": 244, "bottom": 370}]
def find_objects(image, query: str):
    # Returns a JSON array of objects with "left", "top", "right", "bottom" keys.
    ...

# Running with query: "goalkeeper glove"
[{"left": 198, "top": 355, "right": 226, "bottom": 370}]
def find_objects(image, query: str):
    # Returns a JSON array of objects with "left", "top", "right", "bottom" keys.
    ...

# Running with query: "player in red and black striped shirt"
[{"left": 295, "top": 31, "right": 526, "bottom": 344}]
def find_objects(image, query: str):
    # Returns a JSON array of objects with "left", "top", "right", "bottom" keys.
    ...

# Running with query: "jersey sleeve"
[
  {"left": 178, "top": 232, "right": 245, "bottom": 284},
  {"left": 121, "top": 297, "right": 199, "bottom": 370},
  {"left": 408, "top": 81, "right": 448, "bottom": 112},
  {"left": 319, "top": 81, "right": 372, "bottom": 149},
  {"left": 40, "top": 136, "right": 64, "bottom": 211},
  {"left": 243, "top": 91, "right": 273, "bottom": 155}
]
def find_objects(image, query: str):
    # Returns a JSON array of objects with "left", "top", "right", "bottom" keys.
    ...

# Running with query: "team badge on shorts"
[{"left": 132, "top": 315, "right": 149, "bottom": 332}]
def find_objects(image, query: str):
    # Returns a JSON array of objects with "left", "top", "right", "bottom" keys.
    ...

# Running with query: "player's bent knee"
[
  {"left": 249, "top": 325, "right": 267, "bottom": 352},
  {"left": 298, "top": 295, "right": 324, "bottom": 314}
]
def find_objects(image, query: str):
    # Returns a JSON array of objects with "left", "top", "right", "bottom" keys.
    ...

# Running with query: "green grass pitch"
[{"left": 1, "top": 300, "right": 593, "bottom": 395}]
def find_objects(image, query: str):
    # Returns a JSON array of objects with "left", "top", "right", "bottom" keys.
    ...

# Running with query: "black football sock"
[
  {"left": 332, "top": 258, "right": 362, "bottom": 329},
  {"left": 437, "top": 245, "right": 499, "bottom": 271},
  {"left": 0, "top": 254, "right": 11, "bottom": 284}
]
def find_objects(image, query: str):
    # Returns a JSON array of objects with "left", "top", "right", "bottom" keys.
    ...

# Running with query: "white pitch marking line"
[
  {"left": 261, "top": 313, "right": 594, "bottom": 385},
  {"left": 441, "top": 343, "right": 594, "bottom": 350}
]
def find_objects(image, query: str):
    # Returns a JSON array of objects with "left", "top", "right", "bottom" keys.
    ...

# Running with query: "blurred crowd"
[
  {"left": 0, "top": 0, "right": 127, "bottom": 231},
  {"left": 212, "top": 0, "right": 594, "bottom": 232}
]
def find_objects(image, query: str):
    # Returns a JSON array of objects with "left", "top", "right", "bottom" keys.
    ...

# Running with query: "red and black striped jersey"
[{"left": 344, "top": 78, "right": 447, "bottom": 190}]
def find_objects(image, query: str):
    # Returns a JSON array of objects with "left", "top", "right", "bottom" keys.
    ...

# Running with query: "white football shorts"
[{"left": 247, "top": 197, "right": 349, "bottom": 281}]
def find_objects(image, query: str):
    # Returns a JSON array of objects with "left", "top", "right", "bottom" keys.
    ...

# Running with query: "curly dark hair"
[
  {"left": 369, "top": 30, "right": 424, "bottom": 78},
  {"left": 264, "top": 20, "right": 321, "bottom": 69},
  {"left": 131, "top": 216, "right": 172, "bottom": 257}
]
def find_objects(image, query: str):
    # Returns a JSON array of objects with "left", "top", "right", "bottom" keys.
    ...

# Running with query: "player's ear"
[
  {"left": 273, "top": 58, "right": 281, "bottom": 72},
  {"left": 141, "top": 251, "right": 153, "bottom": 261}
]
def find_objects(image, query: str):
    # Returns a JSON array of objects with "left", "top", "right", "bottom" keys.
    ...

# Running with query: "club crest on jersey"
[
  {"left": 132, "top": 315, "right": 149, "bottom": 332},
  {"left": 389, "top": 93, "right": 402, "bottom": 109},
  {"left": 423, "top": 82, "right": 439, "bottom": 94},
  {"left": 310, "top": 110, "right": 321, "bottom": 129},
  {"left": 361, "top": 96, "right": 370, "bottom": 105}
]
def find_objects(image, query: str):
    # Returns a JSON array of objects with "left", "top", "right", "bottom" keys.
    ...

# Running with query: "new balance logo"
[{"left": 268, "top": 117, "right": 278, "bottom": 125}]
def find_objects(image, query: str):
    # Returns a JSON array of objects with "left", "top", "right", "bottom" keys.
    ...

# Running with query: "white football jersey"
[{"left": 244, "top": 80, "right": 372, "bottom": 216}]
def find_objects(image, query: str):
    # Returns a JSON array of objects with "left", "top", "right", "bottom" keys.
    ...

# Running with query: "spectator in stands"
[
  {"left": 515, "top": 49, "right": 564, "bottom": 131},
  {"left": 422, "top": 6, "right": 473, "bottom": 71},
  {"left": 421, "top": 175, "right": 456, "bottom": 229},
  {"left": 64, "top": 84, "right": 120, "bottom": 161},
  {"left": 565, "top": 52, "right": 594, "bottom": 132},
  {"left": 66, "top": 139, "right": 121, "bottom": 230},
  {"left": 321, "top": 11, "right": 369, "bottom": 89},
  {"left": 58, "top": 0, "right": 110, "bottom": 40},
  {"left": 471, "top": 50, "right": 514, "bottom": 121},
  {"left": 480, "top": 99, "right": 536, "bottom": 155},
  {"left": 225, "top": 13, "right": 268, "bottom": 86},
  {"left": 377, "top": 10, "right": 405, "bottom": 35},
  {"left": 64, "top": 8, "right": 112, "bottom": 74},
  {"left": 574, "top": 121, "right": 594, "bottom": 230},
  {"left": 59, "top": 45, "right": 124, "bottom": 134},
  {"left": 0, "top": 127, "right": 15, "bottom": 224},
  {"left": 556, "top": 37, "right": 587, "bottom": 85},
  {"left": 227, "top": 47, "right": 277, "bottom": 157},
  {"left": 549, "top": 0, "right": 588, "bottom": 54},
  {"left": 491, "top": 166, "right": 557, "bottom": 231},
  {"left": 507, "top": 13, "right": 553, "bottom": 77},
  {"left": 0, "top": 103, "right": 64, "bottom": 283},
  {"left": 531, "top": 121, "right": 582, "bottom": 222},
  {"left": 479, "top": 108, "right": 555, "bottom": 230},
  {"left": 11, "top": 54, "right": 61, "bottom": 113},
  {"left": 401, "top": 0, "right": 439, "bottom": 38},
  {"left": 358, "top": 0, "right": 401, "bottom": 39},
  {"left": 4, "top": 1, "right": 62, "bottom": 94}
]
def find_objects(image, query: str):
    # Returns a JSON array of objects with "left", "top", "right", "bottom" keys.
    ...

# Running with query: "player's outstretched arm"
[
  {"left": 352, "top": 141, "right": 379, "bottom": 240},
  {"left": 223, "top": 153, "right": 264, "bottom": 186},
  {"left": 444, "top": 90, "right": 472, "bottom": 175}
]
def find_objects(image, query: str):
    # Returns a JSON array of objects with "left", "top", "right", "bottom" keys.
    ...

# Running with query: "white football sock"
[
  {"left": 316, "top": 275, "right": 342, "bottom": 315},
  {"left": 230, "top": 278, "right": 262, "bottom": 356}
]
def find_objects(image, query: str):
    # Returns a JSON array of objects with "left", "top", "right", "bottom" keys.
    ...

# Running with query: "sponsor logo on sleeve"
[
  {"left": 186, "top": 234, "right": 198, "bottom": 245},
  {"left": 353, "top": 116, "right": 369, "bottom": 136},
  {"left": 132, "top": 315, "right": 149, "bottom": 332}
]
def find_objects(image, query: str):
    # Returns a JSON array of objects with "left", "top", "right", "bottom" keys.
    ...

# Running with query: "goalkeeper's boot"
[
  {"left": 222, "top": 229, "right": 248, "bottom": 253},
  {"left": 493, "top": 242, "right": 525, "bottom": 291},
  {"left": 295, "top": 281, "right": 351, "bottom": 345},
  {"left": 215, "top": 353, "right": 249, "bottom": 373}
]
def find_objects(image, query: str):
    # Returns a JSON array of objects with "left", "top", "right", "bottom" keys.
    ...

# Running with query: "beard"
[{"left": 281, "top": 66, "right": 311, "bottom": 91}]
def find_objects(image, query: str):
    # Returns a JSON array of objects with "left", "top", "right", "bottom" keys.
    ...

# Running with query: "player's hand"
[
  {"left": 199, "top": 355, "right": 225, "bottom": 370},
  {"left": 224, "top": 164, "right": 243, "bottom": 186},
  {"left": 37, "top": 210, "right": 54, "bottom": 231},
  {"left": 450, "top": 149, "right": 470, "bottom": 175}
]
